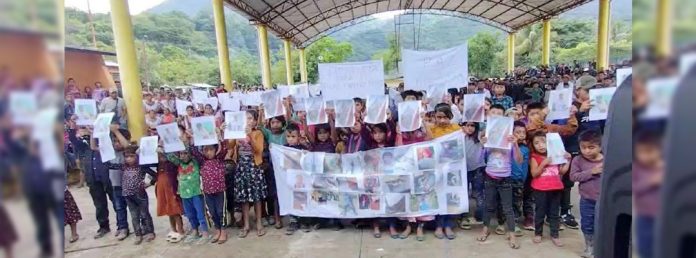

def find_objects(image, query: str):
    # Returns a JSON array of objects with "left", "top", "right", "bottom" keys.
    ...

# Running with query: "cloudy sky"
[{"left": 65, "top": 0, "right": 165, "bottom": 14}]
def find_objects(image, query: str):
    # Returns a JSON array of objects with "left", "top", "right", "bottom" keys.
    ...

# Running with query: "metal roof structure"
[{"left": 224, "top": 0, "right": 593, "bottom": 47}]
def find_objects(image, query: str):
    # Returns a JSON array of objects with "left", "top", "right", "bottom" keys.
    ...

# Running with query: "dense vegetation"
[{"left": 64, "top": 0, "right": 638, "bottom": 86}]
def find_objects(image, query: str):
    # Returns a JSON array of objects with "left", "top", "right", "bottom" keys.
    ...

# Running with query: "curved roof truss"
[{"left": 225, "top": 0, "right": 593, "bottom": 47}]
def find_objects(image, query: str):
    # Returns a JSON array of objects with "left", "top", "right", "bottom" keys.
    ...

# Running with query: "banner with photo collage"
[{"left": 270, "top": 131, "right": 469, "bottom": 218}]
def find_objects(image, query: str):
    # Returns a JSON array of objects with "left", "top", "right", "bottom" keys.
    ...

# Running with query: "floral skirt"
[
  {"left": 233, "top": 154, "right": 267, "bottom": 203},
  {"left": 64, "top": 189, "right": 82, "bottom": 225}
]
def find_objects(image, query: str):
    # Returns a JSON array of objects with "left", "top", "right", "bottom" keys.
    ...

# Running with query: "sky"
[{"left": 65, "top": 0, "right": 166, "bottom": 14}]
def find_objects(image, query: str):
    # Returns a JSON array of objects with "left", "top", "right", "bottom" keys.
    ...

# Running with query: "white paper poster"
[
  {"left": 156, "top": 123, "right": 186, "bottom": 153},
  {"left": 589, "top": 87, "right": 617, "bottom": 121},
  {"left": 224, "top": 111, "right": 248, "bottom": 139},
  {"left": 138, "top": 136, "right": 159, "bottom": 165},
  {"left": 547, "top": 89, "right": 573, "bottom": 121},
  {"left": 462, "top": 94, "right": 485, "bottom": 122},
  {"left": 402, "top": 43, "right": 469, "bottom": 91},
  {"left": 218, "top": 93, "right": 241, "bottom": 111},
  {"left": 176, "top": 99, "right": 192, "bottom": 116},
  {"left": 546, "top": 133, "right": 567, "bottom": 164},
  {"left": 191, "top": 89, "right": 209, "bottom": 104},
  {"left": 308, "top": 84, "right": 321, "bottom": 96},
  {"left": 279, "top": 84, "right": 310, "bottom": 99},
  {"left": 261, "top": 90, "right": 285, "bottom": 119},
  {"left": 398, "top": 101, "right": 422, "bottom": 132},
  {"left": 74, "top": 99, "right": 98, "bottom": 125},
  {"left": 9, "top": 91, "right": 37, "bottom": 125},
  {"left": 39, "top": 135, "right": 62, "bottom": 171},
  {"left": 32, "top": 108, "right": 58, "bottom": 141},
  {"left": 364, "top": 95, "right": 388, "bottom": 124},
  {"left": 305, "top": 97, "right": 328, "bottom": 125},
  {"left": 271, "top": 130, "right": 468, "bottom": 218},
  {"left": 334, "top": 99, "right": 356, "bottom": 128},
  {"left": 426, "top": 87, "right": 448, "bottom": 111},
  {"left": 190, "top": 116, "right": 218, "bottom": 146},
  {"left": 241, "top": 91, "right": 263, "bottom": 106},
  {"left": 680, "top": 53, "right": 696, "bottom": 76},
  {"left": 615, "top": 67, "right": 632, "bottom": 87},
  {"left": 292, "top": 97, "right": 307, "bottom": 112},
  {"left": 92, "top": 112, "right": 115, "bottom": 138},
  {"left": 98, "top": 136, "right": 116, "bottom": 162},
  {"left": 318, "top": 60, "right": 385, "bottom": 101},
  {"left": 643, "top": 77, "right": 680, "bottom": 119},
  {"left": 484, "top": 116, "right": 514, "bottom": 150},
  {"left": 204, "top": 97, "right": 219, "bottom": 110}
]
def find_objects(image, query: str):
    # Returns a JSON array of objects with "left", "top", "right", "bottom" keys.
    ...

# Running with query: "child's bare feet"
[
  {"left": 533, "top": 235, "right": 542, "bottom": 243},
  {"left": 416, "top": 223, "right": 425, "bottom": 241},
  {"left": 256, "top": 221, "right": 266, "bottom": 237},
  {"left": 476, "top": 227, "right": 490, "bottom": 242},
  {"left": 69, "top": 234, "right": 79, "bottom": 243},
  {"left": 507, "top": 233, "right": 520, "bottom": 249},
  {"left": 400, "top": 224, "right": 412, "bottom": 239},
  {"left": 551, "top": 237, "right": 564, "bottom": 247},
  {"left": 434, "top": 226, "right": 445, "bottom": 239},
  {"left": 144, "top": 233, "right": 155, "bottom": 242},
  {"left": 389, "top": 226, "right": 399, "bottom": 239}
]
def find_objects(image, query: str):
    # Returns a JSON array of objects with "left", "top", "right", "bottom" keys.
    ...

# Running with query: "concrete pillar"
[
  {"left": 299, "top": 48, "right": 308, "bottom": 83},
  {"left": 257, "top": 24, "right": 272, "bottom": 89},
  {"left": 212, "top": 0, "right": 233, "bottom": 91},
  {"left": 283, "top": 39, "right": 294, "bottom": 85},
  {"left": 541, "top": 20, "right": 551, "bottom": 66}
]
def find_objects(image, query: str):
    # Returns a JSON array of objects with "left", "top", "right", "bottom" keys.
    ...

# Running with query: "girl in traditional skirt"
[
  {"left": 155, "top": 153, "right": 185, "bottom": 243},
  {"left": 64, "top": 187, "right": 81, "bottom": 243}
]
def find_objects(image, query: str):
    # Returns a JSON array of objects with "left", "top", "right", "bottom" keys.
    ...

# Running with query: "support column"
[
  {"left": 256, "top": 24, "right": 272, "bottom": 89},
  {"left": 212, "top": 0, "right": 233, "bottom": 91},
  {"left": 507, "top": 33, "right": 515, "bottom": 73},
  {"left": 597, "top": 0, "right": 611, "bottom": 70},
  {"left": 656, "top": 0, "right": 672, "bottom": 57},
  {"left": 299, "top": 48, "right": 308, "bottom": 83},
  {"left": 283, "top": 39, "right": 294, "bottom": 85},
  {"left": 541, "top": 20, "right": 551, "bottom": 66},
  {"left": 109, "top": 0, "right": 145, "bottom": 140}
]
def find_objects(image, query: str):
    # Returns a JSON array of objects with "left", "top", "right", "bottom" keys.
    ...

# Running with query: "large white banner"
[
  {"left": 318, "top": 60, "right": 385, "bottom": 101},
  {"left": 402, "top": 43, "right": 469, "bottom": 91},
  {"left": 271, "top": 131, "right": 469, "bottom": 218}
]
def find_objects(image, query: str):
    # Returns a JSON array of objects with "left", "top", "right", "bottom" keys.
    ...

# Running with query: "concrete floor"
[{"left": 63, "top": 186, "right": 586, "bottom": 258}]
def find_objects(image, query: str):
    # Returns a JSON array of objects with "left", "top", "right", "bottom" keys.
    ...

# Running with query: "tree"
[
  {"left": 468, "top": 32, "right": 505, "bottom": 78},
  {"left": 305, "top": 37, "right": 353, "bottom": 83},
  {"left": 372, "top": 33, "right": 400, "bottom": 75}
]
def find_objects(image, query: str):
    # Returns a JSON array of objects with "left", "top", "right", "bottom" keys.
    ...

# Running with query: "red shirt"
[{"left": 530, "top": 153, "right": 564, "bottom": 191}]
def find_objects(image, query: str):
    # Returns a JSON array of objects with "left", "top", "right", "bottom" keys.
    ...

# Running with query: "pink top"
[{"left": 530, "top": 153, "right": 564, "bottom": 191}]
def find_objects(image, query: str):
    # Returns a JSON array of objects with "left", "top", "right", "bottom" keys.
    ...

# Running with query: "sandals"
[
  {"left": 274, "top": 221, "right": 283, "bottom": 229},
  {"left": 533, "top": 235, "right": 542, "bottom": 244},
  {"left": 434, "top": 229, "right": 445, "bottom": 239},
  {"left": 257, "top": 228, "right": 266, "bottom": 237},
  {"left": 507, "top": 236, "right": 521, "bottom": 249},
  {"left": 476, "top": 230, "right": 490, "bottom": 242},
  {"left": 69, "top": 234, "right": 80, "bottom": 243},
  {"left": 238, "top": 228, "right": 249, "bottom": 238},
  {"left": 168, "top": 233, "right": 184, "bottom": 243}
]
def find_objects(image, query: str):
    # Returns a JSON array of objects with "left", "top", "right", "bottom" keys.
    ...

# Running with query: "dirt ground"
[{"left": 61, "top": 186, "right": 586, "bottom": 258}]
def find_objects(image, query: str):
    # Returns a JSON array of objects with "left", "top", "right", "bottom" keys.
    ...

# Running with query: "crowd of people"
[{"left": 60, "top": 61, "right": 625, "bottom": 257}]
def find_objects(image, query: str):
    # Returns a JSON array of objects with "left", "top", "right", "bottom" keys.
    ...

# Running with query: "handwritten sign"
[
  {"left": 402, "top": 43, "right": 469, "bottom": 91},
  {"left": 319, "top": 60, "right": 385, "bottom": 101}
]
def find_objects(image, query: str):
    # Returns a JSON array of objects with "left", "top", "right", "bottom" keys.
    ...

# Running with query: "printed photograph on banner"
[
  {"left": 380, "top": 149, "right": 396, "bottom": 174},
  {"left": 224, "top": 111, "right": 247, "bottom": 139},
  {"left": 156, "top": 123, "right": 185, "bottom": 153},
  {"left": 362, "top": 149, "right": 381, "bottom": 174},
  {"left": 484, "top": 116, "right": 514, "bottom": 149},
  {"left": 287, "top": 170, "right": 309, "bottom": 190},
  {"left": 409, "top": 192, "right": 439, "bottom": 212},
  {"left": 333, "top": 99, "right": 356, "bottom": 128},
  {"left": 382, "top": 175, "right": 412, "bottom": 194},
  {"left": 385, "top": 194, "right": 407, "bottom": 215},
  {"left": 293, "top": 191, "right": 308, "bottom": 211},
  {"left": 190, "top": 116, "right": 218, "bottom": 146},
  {"left": 547, "top": 89, "right": 573, "bottom": 120},
  {"left": 98, "top": 136, "right": 116, "bottom": 162},
  {"left": 337, "top": 177, "right": 359, "bottom": 192},
  {"left": 310, "top": 190, "right": 340, "bottom": 206},
  {"left": 338, "top": 193, "right": 359, "bottom": 216},
  {"left": 92, "top": 112, "right": 115, "bottom": 138},
  {"left": 261, "top": 90, "right": 285, "bottom": 119},
  {"left": 364, "top": 95, "right": 388, "bottom": 124},
  {"left": 389, "top": 146, "right": 417, "bottom": 173},
  {"left": 413, "top": 170, "right": 437, "bottom": 194},
  {"left": 363, "top": 176, "right": 381, "bottom": 194},
  {"left": 546, "top": 133, "right": 568, "bottom": 165},
  {"left": 9, "top": 91, "right": 37, "bottom": 125},
  {"left": 446, "top": 168, "right": 463, "bottom": 187},
  {"left": 358, "top": 194, "right": 381, "bottom": 211},
  {"left": 302, "top": 152, "right": 324, "bottom": 174},
  {"left": 323, "top": 153, "right": 342, "bottom": 174},
  {"left": 398, "top": 101, "right": 422, "bottom": 132},
  {"left": 462, "top": 94, "right": 485, "bottom": 122},
  {"left": 138, "top": 136, "right": 159, "bottom": 165},
  {"left": 643, "top": 77, "right": 679, "bottom": 120},
  {"left": 439, "top": 138, "right": 464, "bottom": 163},
  {"left": 74, "top": 99, "right": 97, "bottom": 125},
  {"left": 589, "top": 87, "right": 617, "bottom": 121},
  {"left": 341, "top": 153, "right": 363, "bottom": 174},
  {"left": 446, "top": 192, "right": 464, "bottom": 213},
  {"left": 176, "top": 99, "right": 192, "bottom": 116},
  {"left": 415, "top": 145, "right": 437, "bottom": 170},
  {"left": 312, "top": 175, "right": 338, "bottom": 191},
  {"left": 305, "top": 97, "right": 327, "bottom": 125}
]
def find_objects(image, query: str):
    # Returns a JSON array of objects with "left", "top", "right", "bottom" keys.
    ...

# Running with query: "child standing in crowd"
[
  {"left": 529, "top": 131, "right": 571, "bottom": 247},
  {"left": 425, "top": 103, "right": 461, "bottom": 240},
  {"left": 365, "top": 123, "right": 397, "bottom": 239},
  {"left": 154, "top": 151, "right": 184, "bottom": 243},
  {"left": 477, "top": 104, "right": 522, "bottom": 249},
  {"left": 491, "top": 83, "right": 514, "bottom": 110},
  {"left": 632, "top": 129, "right": 664, "bottom": 258},
  {"left": 309, "top": 123, "right": 344, "bottom": 230},
  {"left": 108, "top": 129, "right": 158, "bottom": 245},
  {"left": 231, "top": 110, "right": 268, "bottom": 238},
  {"left": 65, "top": 186, "right": 82, "bottom": 243},
  {"left": 495, "top": 121, "right": 530, "bottom": 236},
  {"left": 189, "top": 131, "right": 228, "bottom": 243},
  {"left": 261, "top": 114, "right": 288, "bottom": 229},
  {"left": 459, "top": 122, "right": 485, "bottom": 230},
  {"left": 569, "top": 130, "right": 604, "bottom": 257},
  {"left": 164, "top": 146, "right": 210, "bottom": 243},
  {"left": 284, "top": 124, "right": 311, "bottom": 235}
]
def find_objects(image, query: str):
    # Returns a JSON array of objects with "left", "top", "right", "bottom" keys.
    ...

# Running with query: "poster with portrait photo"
[
  {"left": 446, "top": 168, "right": 463, "bottom": 187},
  {"left": 409, "top": 192, "right": 439, "bottom": 212},
  {"left": 415, "top": 145, "right": 437, "bottom": 170},
  {"left": 92, "top": 112, "right": 115, "bottom": 138},
  {"left": 138, "top": 136, "right": 159, "bottom": 165},
  {"left": 338, "top": 193, "right": 359, "bottom": 216},
  {"left": 333, "top": 99, "right": 356, "bottom": 128},
  {"left": 426, "top": 86, "right": 447, "bottom": 111},
  {"left": 191, "top": 89, "right": 209, "bottom": 105},
  {"left": 446, "top": 192, "right": 465, "bottom": 213},
  {"left": 291, "top": 97, "right": 306, "bottom": 111},
  {"left": 484, "top": 116, "right": 514, "bottom": 150},
  {"left": 176, "top": 99, "right": 192, "bottom": 116},
  {"left": 589, "top": 87, "right": 617, "bottom": 121},
  {"left": 156, "top": 122, "right": 186, "bottom": 153},
  {"left": 547, "top": 89, "right": 573, "bottom": 121},
  {"left": 286, "top": 170, "right": 310, "bottom": 190},
  {"left": 362, "top": 149, "right": 381, "bottom": 174},
  {"left": 74, "top": 99, "right": 97, "bottom": 125},
  {"left": 412, "top": 170, "right": 437, "bottom": 194},
  {"left": 323, "top": 153, "right": 342, "bottom": 174},
  {"left": 293, "top": 191, "right": 308, "bottom": 211},
  {"left": 9, "top": 91, "right": 37, "bottom": 125},
  {"left": 382, "top": 175, "right": 412, "bottom": 194},
  {"left": 218, "top": 93, "right": 241, "bottom": 112},
  {"left": 311, "top": 175, "right": 338, "bottom": 191},
  {"left": 643, "top": 77, "right": 679, "bottom": 120},
  {"left": 362, "top": 175, "right": 381, "bottom": 194},
  {"left": 224, "top": 111, "right": 247, "bottom": 139},
  {"left": 546, "top": 133, "right": 568, "bottom": 165},
  {"left": 261, "top": 90, "right": 285, "bottom": 119},
  {"left": 341, "top": 153, "right": 363, "bottom": 174},
  {"left": 398, "top": 100, "right": 422, "bottom": 132},
  {"left": 462, "top": 93, "right": 485, "bottom": 122},
  {"left": 358, "top": 194, "right": 381, "bottom": 212},
  {"left": 190, "top": 116, "right": 218, "bottom": 146},
  {"left": 305, "top": 97, "right": 327, "bottom": 125},
  {"left": 364, "top": 94, "right": 388, "bottom": 124}
]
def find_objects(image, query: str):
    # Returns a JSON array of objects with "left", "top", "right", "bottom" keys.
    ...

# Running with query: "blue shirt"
[
  {"left": 491, "top": 95, "right": 514, "bottom": 110},
  {"left": 511, "top": 144, "right": 530, "bottom": 182}
]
